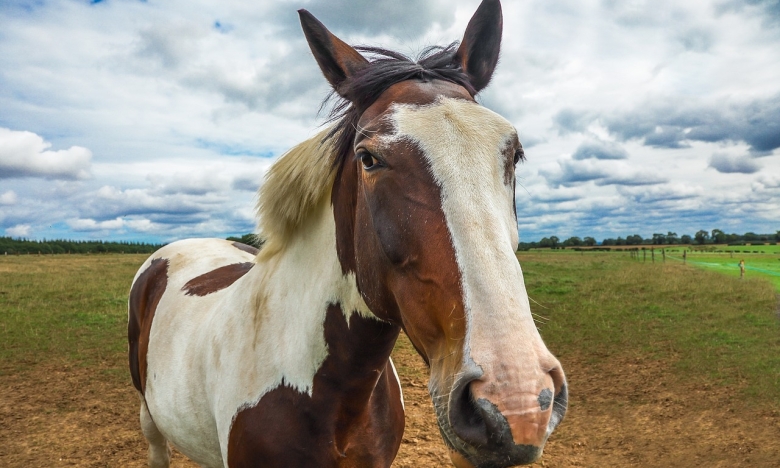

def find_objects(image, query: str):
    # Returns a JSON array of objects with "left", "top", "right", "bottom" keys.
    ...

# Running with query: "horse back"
[{"left": 128, "top": 238, "right": 259, "bottom": 395}]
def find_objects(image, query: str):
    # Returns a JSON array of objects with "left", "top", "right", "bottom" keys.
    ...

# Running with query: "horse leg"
[{"left": 140, "top": 397, "right": 171, "bottom": 468}]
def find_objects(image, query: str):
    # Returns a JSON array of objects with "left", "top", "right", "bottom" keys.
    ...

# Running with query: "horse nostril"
[
  {"left": 537, "top": 388, "right": 553, "bottom": 411},
  {"left": 450, "top": 380, "right": 490, "bottom": 448}
]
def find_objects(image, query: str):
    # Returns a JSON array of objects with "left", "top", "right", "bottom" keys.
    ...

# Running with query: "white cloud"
[
  {"left": 0, "top": 128, "right": 92, "bottom": 180},
  {"left": 5, "top": 224, "right": 31, "bottom": 237},
  {"left": 67, "top": 217, "right": 126, "bottom": 232},
  {"left": 0, "top": 190, "right": 17, "bottom": 205}
]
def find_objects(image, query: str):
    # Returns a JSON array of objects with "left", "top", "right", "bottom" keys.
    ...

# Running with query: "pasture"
[{"left": 2, "top": 252, "right": 779, "bottom": 466}]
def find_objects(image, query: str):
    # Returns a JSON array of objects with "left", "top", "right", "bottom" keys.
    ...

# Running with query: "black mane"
[{"left": 322, "top": 43, "right": 475, "bottom": 168}]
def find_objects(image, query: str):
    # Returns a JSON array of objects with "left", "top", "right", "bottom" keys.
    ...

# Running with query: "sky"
[{"left": 1, "top": 0, "right": 779, "bottom": 244}]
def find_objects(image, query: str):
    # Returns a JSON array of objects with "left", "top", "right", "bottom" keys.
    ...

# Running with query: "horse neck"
[{"left": 249, "top": 195, "right": 399, "bottom": 398}]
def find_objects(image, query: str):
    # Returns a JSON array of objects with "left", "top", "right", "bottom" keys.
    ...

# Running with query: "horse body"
[
  {"left": 131, "top": 1, "right": 567, "bottom": 466},
  {"left": 130, "top": 196, "right": 405, "bottom": 466}
]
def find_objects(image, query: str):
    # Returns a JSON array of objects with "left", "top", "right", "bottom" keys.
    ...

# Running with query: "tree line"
[
  {"left": 519, "top": 230, "right": 780, "bottom": 250},
  {"left": 0, "top": 237, "right": 164, "bottom": 255}
]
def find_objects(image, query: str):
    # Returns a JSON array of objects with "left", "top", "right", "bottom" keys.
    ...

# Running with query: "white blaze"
[{"left": 388, "top": 97, "right": 542, "bottom": 375}]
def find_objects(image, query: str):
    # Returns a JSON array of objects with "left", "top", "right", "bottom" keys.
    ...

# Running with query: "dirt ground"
[{"left": 2, "top": 334, "right": 780, "bottom": 467}]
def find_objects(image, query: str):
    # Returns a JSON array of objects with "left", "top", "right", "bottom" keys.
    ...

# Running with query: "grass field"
[
  {"left": 520, "top": 251, "right": 780, "bottom": 402},
  {"left": 2, "top": 252, "right": 780, "bottom": 466}
]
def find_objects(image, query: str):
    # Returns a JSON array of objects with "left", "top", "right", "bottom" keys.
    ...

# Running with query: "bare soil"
[{"left": 2, "top": 334, "right": 779, "bottom": 467}]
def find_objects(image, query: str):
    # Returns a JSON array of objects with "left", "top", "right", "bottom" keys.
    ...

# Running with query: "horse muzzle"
[{"left": 436, "top": 363, "right": 568, "bottom": 467}]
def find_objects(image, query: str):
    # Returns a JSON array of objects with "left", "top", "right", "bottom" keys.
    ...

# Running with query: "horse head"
[{"left": 299, "top": 1, "right": 567, "bottom": 465}]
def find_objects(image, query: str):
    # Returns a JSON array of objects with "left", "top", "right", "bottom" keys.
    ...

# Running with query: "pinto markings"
[
  {"left": 227, "top": 304, "right": 402, "bottom": 467},
  {"left": 231, "top": 241, "right": 260, "bottom": 256},
  {"left": 182, "top": 262, "right": 254, "bottom": 297},
  {"left": 128, "top": 257, "right": 169, "bottom": 393}
]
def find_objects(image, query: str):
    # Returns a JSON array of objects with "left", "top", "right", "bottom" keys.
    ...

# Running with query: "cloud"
[
  {"left": 572, "top": 138, "right": 628, "bottom": 160},
  {"left": 268, "top": 0, "right": 456, "bottom": 38},
  {"left": 676, "top": 27, "right": 714, "bottom": 52},
  {"left": 753, "top": 174, "right": 780, "bottom": 190},
  {"left": 541, "top": 158, "right": 668, "bottom": 188},
  {"left": 553, "top": 109, "right": 590, "bottom": 135},
  {"left": 717, "top": 0, "right": 780, "bottom": 27},
  {"left": 709, "top": 152, "right": 761, "bottom": 174},
  {"left": 68, "top": 217, "right": 126, "bottom": 232},
  {"left": 617, "top": 183, "right": 703, "bottom": 203},
  {"left": 5, "top": 224, "right": 31, "bottom": 237},
  {"left": 79, "top": 185, "right": 215, "bottom": 220},
  {"left": 134, "top": 21, "right": 326, "bottom": 118},
  {"left": 600, "top": 95, "right": 780, "bottom": 153},
  {"left": 0, "top": 190, "right": 17, "bottom": 205},
  {"left": 0, "top": 128, "right": 92, "bottom": 180}
]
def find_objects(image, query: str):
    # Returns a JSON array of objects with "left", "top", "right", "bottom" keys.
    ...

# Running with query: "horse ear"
[
  {"left": 455, "top": 0, "right": 503, "bottom": 93},
  {"left": 298, "top": 9, "right": 369, "bottom": 95}
]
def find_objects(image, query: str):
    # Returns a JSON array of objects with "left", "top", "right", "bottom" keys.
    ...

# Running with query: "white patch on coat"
[
  {"left": 388, "top": 98, "right": 550, "bottom": 389},
  {"left": 135, "top": 197, "right": 378, "bottom": 466},
  {"left": 389, "top": 357, "right": 404, "bottom": 411}
]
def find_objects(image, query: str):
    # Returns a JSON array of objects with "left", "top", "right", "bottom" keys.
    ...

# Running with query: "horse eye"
[
  {"left": 359, "top": 151, "right": 380, "bottom": 170},
  {"left": 514, "top": 147, "right": 525, "bottom": 164}
]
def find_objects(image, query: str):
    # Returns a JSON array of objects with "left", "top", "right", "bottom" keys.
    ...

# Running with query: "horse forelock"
[{"left": 323, "top": 43, "right": 475, "bottom": 172}]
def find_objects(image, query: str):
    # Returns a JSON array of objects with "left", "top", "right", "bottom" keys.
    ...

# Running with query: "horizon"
[
  {"left": 1, "top": 1, "right": 779, "bottom": 244},
  {"left": 3, "top": 228, "right": 778, "bottom": 247}
]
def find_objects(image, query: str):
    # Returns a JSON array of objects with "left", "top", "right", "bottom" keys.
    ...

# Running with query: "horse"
[{"left": 127, "top": 1, "right": 567, "bottom": 466}]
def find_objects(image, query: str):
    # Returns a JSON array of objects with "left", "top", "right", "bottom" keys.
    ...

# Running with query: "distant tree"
[
  {"left": 539, "top": 237, "right": 552, "bottom": 248},
  {"left": 563, "top": 236, "right": 582, "bottom": 247},
  {"left": 666, "top": 232, "right": 679, "bottom": 244},
  {"left": 652, "top": 233, "right": 666, "bottom": 245},
  {"left": 726, "top": 233, "right": 740, "bottom": 243},
  {"left": 549, "top": 236, "right": 560, "bottom": 249},
  {"left": 616, "top": 237, "right": 626, "bottom": 246},
  {"left": 744, "top": 232, "right": 759, "bottom": 242},
  {"left": 583, "top": 236, "right": 596, "bottom": 246},
  {"left": 226, "top": 233, "right": 265, "bottom": 249},
  {"left": 776, "top": 231, "right": 780, "bottom": 242},
  {"left": 602, "top": 238, "right": 616, "bottom": 246},
  {"left": 626, "top": 234, "right": 643, "bottom": 245},
  {"left": 680, "top": 234, "right": 692, "bottom": 244},
  {"left": 694, "top": 230, "right": 709, "bottom": 245},
  {"left": 711, "top": 229, "right": 726, "bottom": 244}
]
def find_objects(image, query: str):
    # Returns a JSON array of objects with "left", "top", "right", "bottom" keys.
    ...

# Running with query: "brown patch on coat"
[
  {"left": 181, "top": 262, "right": 254, "bottom": 297},
  {"left": 231, "top": 241, "right": 259, "bottom": 256},
  {"left": 227, "top": 305, "right": 403, "bottom": 467},
  {"left": 128, "top": 258, "right": 169, "bottom": 393}
]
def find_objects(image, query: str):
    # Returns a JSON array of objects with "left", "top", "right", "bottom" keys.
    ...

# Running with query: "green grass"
[
  {"left": 666, "top": 251, "right": 780, "bottom": 291},
  {"left": 520, "top": 251, "right": 780, "bottom": 406},
  {"left": 710, "top": 243, "right": 780, "bottom": 254},
  {"left": 0, "top": 254, "right": 148, "bottom": 378}
]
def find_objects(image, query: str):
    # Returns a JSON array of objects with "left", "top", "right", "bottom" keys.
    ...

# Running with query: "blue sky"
[{"left": 1, "top": 0, "right": 779, "bottom": 243}]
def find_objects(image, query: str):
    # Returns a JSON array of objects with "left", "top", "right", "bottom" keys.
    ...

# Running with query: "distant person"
[{"left": 739, "top": 259, "right": 745, "bottom": 279}]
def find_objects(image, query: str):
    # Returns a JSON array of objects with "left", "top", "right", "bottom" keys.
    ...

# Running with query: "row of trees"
[
  {"left": 521, "top": 230, "right": 780, "bottom": 250},
  {"left": 0, "top": 237, "right": 163, "bottom": 255}
]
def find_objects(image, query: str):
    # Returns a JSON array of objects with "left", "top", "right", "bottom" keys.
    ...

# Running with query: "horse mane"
[
  {"left": 255, "top": 127, "right": 336, "bottom": 260},
  {"left": 255, "top": 43, "right": 475, "bottom": 259}
]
